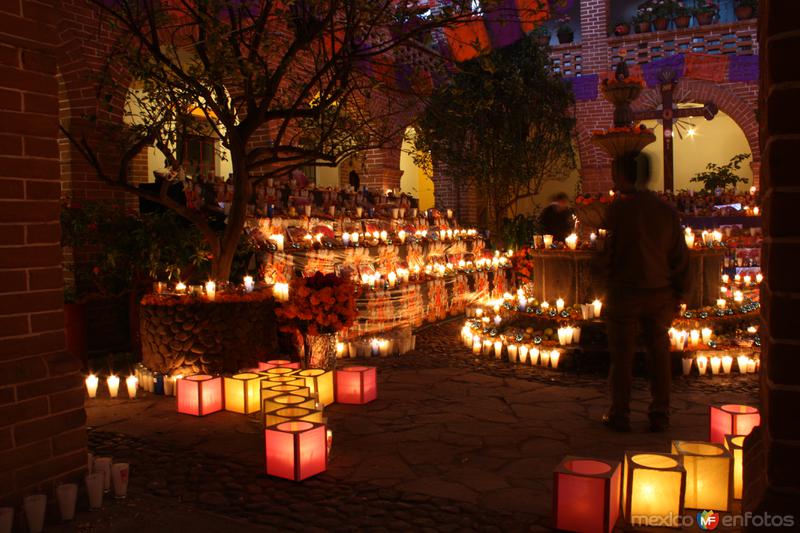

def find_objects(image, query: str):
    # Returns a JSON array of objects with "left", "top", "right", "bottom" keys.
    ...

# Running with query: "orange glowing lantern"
[
  {"left": 709, "top": 404, "right": 760, "bottom": 443},
  {"left": 261, "top": 374, "right": 307, "bottom": 387},
  {"left": 223, "top": 373, "right": 261, "bottom": 414},
  {"left": 297, "top": 369, "right": 334, "bottom": 407},
  {"left": 264, "top": 421, "right": 328, "bottom": 481},
  {"left": 622, "top": 452, "right": 686, "bottom": 527},
  {"left": 553, "top": 457, "right": 621, "bottom": 533},
  {"left": 264, "top": 406, "right": 324, "bottom": 427},
  {"left": 263, "top": 367, "right": 297, "bottom": 377},
  {"left": 335, "top": 366, "right": 377, "bottom": 404},
  {"left": 258, "top": 360, "right": 300, "bottom": 370},
  {"left": 177, "top": 375, "right": 223, "bottom": 416},
  {"left": 671, "top": 440, "right": 732, "bottom": 511},
  {"left": 725, "top": 435, "right": 745, "bottom": 500}
]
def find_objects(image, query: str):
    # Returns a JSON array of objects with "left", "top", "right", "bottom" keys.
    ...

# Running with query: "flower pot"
[
  {"left": 302, "top": 333, "right": 337, "bottom": 371},
  {"left": 613, "top": 24, "right": 630, "bottom": 36},
  {"left": 653, "top": 17, "right": 670, "bottom": 31},
  {"left": 636, "top": 21, "right": 651, "bottom": 33},
  {"left": 557, "top": 30, "right": 574, "bottom": 44},
  {"left": 674, "top": 15, "right": 691, "bottom": 29},
  {"left": 735, "top": 5, "right": 754, "bottom": 20},
  {"left": 64, "top": 302, "right": 88, "bottom": 368},
  {"left": 537, "top": 33, "right": 551, "bottom": 46},
  {"left": 696, "top": 12, "right": 715, "bottom": 26}
]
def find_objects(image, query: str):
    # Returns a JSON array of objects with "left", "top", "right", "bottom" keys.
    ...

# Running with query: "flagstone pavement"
[{"left": 72, "top": 319, "right": 757, "bottom": 532}]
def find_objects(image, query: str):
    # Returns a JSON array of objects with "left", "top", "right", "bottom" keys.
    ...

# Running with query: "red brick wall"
[
  {"left": 743, "top": 0, "right": 800, "bottom": 519},
  {"left": 0, "top": 0, "right": 87, "bottom": 507}
]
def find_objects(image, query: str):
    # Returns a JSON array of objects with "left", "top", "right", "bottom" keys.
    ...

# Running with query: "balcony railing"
[{"left": 550, "top": 42, "right": 583, "bottom": 77}]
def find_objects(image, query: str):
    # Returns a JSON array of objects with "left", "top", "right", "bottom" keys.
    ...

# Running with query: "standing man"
[
  {"left": 538, "top": 192, "right": 575, "bottom": 242},
  {"left": 600, "top": 155, "right": 690, "bottom": 432}
]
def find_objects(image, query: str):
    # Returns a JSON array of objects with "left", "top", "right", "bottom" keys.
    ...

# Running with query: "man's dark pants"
[{"left": 605, "top": 286, "right": 676, "bottom": 422}]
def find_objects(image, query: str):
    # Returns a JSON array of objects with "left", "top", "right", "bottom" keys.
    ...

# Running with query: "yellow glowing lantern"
[
  {"left": 261, "top": 394, "right": 318, "bottom": 427},
  {"left": 223, "top": 373, "right": 262, "bottom": 414},
  {"left": 264, "top": 406, "right": 325, "bottom": 428},
  {"left": 264, "top": 367, "right": 296, "bottom": 377},
  {"left": 553, "top": 456, "right": 621, "bottom": 533},
  {"left": 297, "top": 369, "right": 334, "bottom": 407},
  {"left": 671, "top": 440, "right": 732, "bottom": 511},
  {"left": 724, "top": 435, "right": 745, "bottom": 500},
  {"left": 622, "top": 452, "right": 686, "bottom": 527}
]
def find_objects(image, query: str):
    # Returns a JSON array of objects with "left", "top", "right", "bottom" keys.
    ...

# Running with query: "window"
[{"left": 178, "top": 135, "right": 216, "bottom": 179}]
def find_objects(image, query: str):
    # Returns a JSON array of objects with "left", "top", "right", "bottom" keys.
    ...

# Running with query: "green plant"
[
  {"left": 690, "top": 153, "right": 751, "bottom": 192},
  {"left": 499, "top": 213, "right": 542, "bottom": 250},
  {"left": 693, "top": 0, "right": 719, "bottom": 15},
  {"left": 672, "top": 1, "right": 691, "bottom": 16},
  {"left": 633, "top": 1, "right": 655, "bottom": 23},
  {"left": 556, "top": 14, "right": 573, "bottom": 34},
  {"left": 735, "top": 0, "right": 758, "bottom": 9}
]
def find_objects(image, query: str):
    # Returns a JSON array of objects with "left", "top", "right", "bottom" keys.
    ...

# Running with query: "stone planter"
[{"left": 140, "top": 298, "right": 278, "bottom": 375}]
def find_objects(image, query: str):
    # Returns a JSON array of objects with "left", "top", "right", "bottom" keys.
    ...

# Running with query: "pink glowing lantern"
[
  {"left": 709, "top": 404, "right": 760, "bottom": 443},
  {"left": 334, "top": 366, "right": 377, "bottom": 404},
  {"left": 258, "top": 359, "right": 300, "bottom": 370},
  {"left": 264, "top": 421, "right": 328, "bottom": 481},
  {"left": 553, "top": 457, "right": 621, "bottom": 533},
  {"left": 177, "top": 375, "right": 223, "bottom": 416}
]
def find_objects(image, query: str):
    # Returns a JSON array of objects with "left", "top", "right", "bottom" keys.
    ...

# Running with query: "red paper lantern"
[
  {"left": 258, "top": 360, "right": 300, "bottom": 370},
  {"left": 177, "top": 374, "right": 223, "bottom": 416},
  {"left": 553, "top": 457, "right": 621, "bottom": 533},
  {"left": 335, "top": 366, "right": 377, "bottom": 404},
  {"left": 709, "top": 404, "right": 760, "bottom": 443},
  {"left": 264, "top": 421, "right": 328, "bottom": 481}
]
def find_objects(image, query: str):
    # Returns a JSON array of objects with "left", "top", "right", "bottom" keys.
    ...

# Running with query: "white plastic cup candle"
[
  {"left": 519, "top": 345, "right": 529, "bottom": 364},
  {"left": 175, "top": 281, "right": 187, "bottom": 293},
  {"left": 722, "top": 274, "right": 730, "bottom": 284},
  {"left": 472, "top": 338, "right": 481, "bottom": 355},
  {"left": 273, "top": 282, "right": 289, "bottom": 302},
  {"left": 494, "top": 341, "right": 503, "bottom": 359},
  {"left": 541, "top": 301, "right": 550, "bottom": 311},
  {"left": 697, "top": 355, "right": 709, "bottom": 375},
  {"left": 106, "top": 375, "right": 120, "bottom": 398},
  {"left": 398, "top": 230, "right": 406, "bottom": 243},
  {"left": 111, "top": 463, "right": 129, "bottom": 499},
  {"left": 690, "top": 330, "right": 700, "bottom": 349},
  {"left": 738, "top": 355, "right": 749, "bottom": 374},
  {"left": 701, "top": 328, "right": 712, "bottom": 345},
  {"left": 717, "top": 298, "right": 726, "bottom": 309},
  {"left": 85, "top": 473, "right": 104, "bottom": 509},
  {"left": 23, "top": 494, "right": 46, "bottom": 533},
  {"left": 93, "top": 457, "right": 112, "bottom": 492},
  {"left": 529, "top": 347, "right": 539, "bottom": 365},
  {"left": 565, "top": 233, "right": 578, "bottom": 250},
  {"left": 550, "top": 350, "right": 561, "bottom": 369},
  {"left": 507, "top": 344, "right": 518, "bottom": 363},
  {"left": 85, "top": 374, "right": 99, "bottom": 398},
  {"left": 205, "top": 281, "right": 216, "bottom": 301},
  {"left": 244, "top": 275, "right": 254, "bottom": 293},
  {"left": 543, "top": 234, "right": 553, "bottom": 247},
  {"left": 722, "top": 355, "right": 733, "bottom": 374},
  {"left": 592, "top": 299, "right": 602, "bottom": 318},
  {"left": 682, "top": 358, "right": 693, "bottom": 376},
  {"left": 734, "top": 290, "right": 744, "bottom": 303},
  {"left": 710, "top": 356, "right": 722, "bottom": 375},
  {"left": 493, "top": 315, "right": 502, "bottom": 327},
  {"left": 684, "top": 228, "right": 695, "bottom": 248},
  {"left": 336, "top": 342, "right": 346, "bottom": 358},
  {"left": 556, "top": 298, "right": 565, "bottom": 312},
  {"left": 125, "top": 375, "right": 137, "bottom": 399},
  {"left": 747, "top": 358, "right": 757, "bottom": 373},
  {"left": 756, "top": 273, "right": 763, "bottom": 284},
  {"left": 57, "top": 483, "right": 78, "bottom": 521},
  {"left": 482, "top": 339, "right": 492, "bottom": 356},
  {"left": 540, "top": 349, "right": 551, "bottom": 367},
  {"left": 270, "top": 234, "right": 284, "bottom": 251}
]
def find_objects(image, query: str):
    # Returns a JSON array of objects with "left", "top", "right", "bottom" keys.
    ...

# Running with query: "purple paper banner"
[
  {"left": 642, "top": 54, "right": 686, "bottom": 87},
  {"left": 565, "top": 74, "right": 598, "bottom": 101},
  {"left": 728, "top": 55, "right": 759, "bottom": 82},
  {"left": 484, "top": 0, "right": 524, "bottom": 50}
]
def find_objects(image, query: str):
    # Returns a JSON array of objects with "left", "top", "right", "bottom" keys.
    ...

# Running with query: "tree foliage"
[
  {"left": 689, "top": 152, "right": 751, "bottom": 192},
  {"left": 412, "top": 33, "right": 576, "bottom": 235}
]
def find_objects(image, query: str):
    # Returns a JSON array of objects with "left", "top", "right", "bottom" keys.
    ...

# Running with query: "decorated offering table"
[{"left": 526, "top": 247, "right": 724, "bottom": 309}]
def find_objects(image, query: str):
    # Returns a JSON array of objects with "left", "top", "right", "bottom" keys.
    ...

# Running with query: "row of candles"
[
  {"left": 334, "top": 335, "right": 417, "bottom": 358},
  {"left": 461, "top": 324, "right": 563, "bottom": 368},
  {"left": 681, "top": 354, "right": 759, "bottom": 375},
  {"left": 154, "top": 279, "right": 290, "bottom": 302},
  {"left": 532, "top": 232, "right": 601, "bottom": 250},
  {"left": 84, "top": 373, "right": 139, "bottom": 399},
  {"left": 266, "top": 227, "right": 479, "bottom": 251},
  {"left": 84, "top": 366, "right": 189, "bottom": 399},
  {"left": 683, "top": 227, "right": 725, "bottom": 248},
  {"left": 669, "top": 327, "right": 715, "bottom": 350}
]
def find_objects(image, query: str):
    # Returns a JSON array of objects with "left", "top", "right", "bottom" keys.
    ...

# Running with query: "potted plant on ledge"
[
  {"left": 673, "top": 1, "right": 692, "bottom": 28},
  {"left": 613, "top": 21, "right": 631, "bottom": 36},
  {"left": 693, "top": 0, "right": 719, "bottom": 26},
  {"left": 652, "top": 0, "right": 672, "bottom": 31},
  {"left": 633, "top": 3, "right": 653, "bottom": 33},
  {"left": 556, "top": 14, "right": 574, "bottom": 44},
  {"left": 734, "top": 0, "right": 757, "bottom": 20}
]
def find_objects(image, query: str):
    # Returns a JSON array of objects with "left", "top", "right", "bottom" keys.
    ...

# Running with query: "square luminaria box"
[
  {"left": 260, "top": 374, "right": 307, "bottom": 387},
  {"left": 262, "top": 367, "right": 297, "bottom": 378},
  {"left": 223, "top": 373, "right": 261, "bottom": 414},
  {"left": 335, "top": 366, "right": 377, "bottom": 404},
  {"left": 260, "top": 383, "right": 311, "bottom": 408},
  {"left": 264, "top": 421, "right": 327, "bottom": 481},
  {"left": 553, "top": 456, "right": 620, "bottom": 533},
  {"left": 622, "top": 452, "right": 686, "bottom": 527},
  {"left": 177, "top": 374, "right": 223, "bottom": 416},
  {"left": 297, "top": 369, "right": 334, "bottom": 406},
  {"left": 264, "top": 406, "right": 324, "bottom": 428},
  {"left": 258, "top": 359, "right": 300, "bottom": 370},
  {"left": 671, "top": 440, "right": 732, "bottom": 511},
  {"left": 724, "top": 435, "right": 746, "bottom": 500},
  {"left": 709, "top": 404, "right": 760, "bottom": 443},
  {"left": 260, "top": 394, "right": 317, "bottom": 427}
]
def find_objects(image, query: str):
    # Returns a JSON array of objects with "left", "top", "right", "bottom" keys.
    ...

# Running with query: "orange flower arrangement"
[
  {"left": 275, "top": 272, "right": 357, "bottom": 335},
  {"left": 511, "top": 248, "right": 536, "bottom": 286}
]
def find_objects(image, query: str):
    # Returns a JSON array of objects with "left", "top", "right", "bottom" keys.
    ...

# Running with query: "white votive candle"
[
  {"left": 106, "top": 375, "right": 119, "bottom": 398},
  {"left": 85, "top": 374, "right": 99, "bottom": 398},
  {"left": 125, "top": 376, "right": 137, "bottom": 399}
]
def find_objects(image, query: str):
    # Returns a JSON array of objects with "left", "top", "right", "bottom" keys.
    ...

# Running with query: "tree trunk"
[{"left": 211, "top": 144, "right": 251, "bottom": 282}]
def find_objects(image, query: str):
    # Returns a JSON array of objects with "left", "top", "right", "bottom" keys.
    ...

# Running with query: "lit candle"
[
  {"left": 446, "top": 209, "right": 453, "bottom": 219},
  {"left": 273, "top": 282, "right": 289, "bottom": 302},
  {"left": 750, "top": 186, "right": 756, "bottom": 195},
  {"left": 519, "top": 345, "right": 529, "bottom": 364},
  {"left": 540, "top": 301, "right": 550, "bottom": 311},
  {"left": 753, "top": 206, "right": 760, "bottom": 216},
  {"left": 550, "top": 350, "right": 560, "bottom": 369},
  {"left": 543, "top": 234, "right": 553, "bottom": 247},
  {"left": 387, "top": 271, "right": 397, "bottom": 288},
  {"left": 270, "top": 233, "right": 285, "bottom": 251},
  {"left": 85, "top": 374, "right": 99, "bottom": 398},
  {"left": 380, "top": 230, "right": 388, "bottom": 243},
  {"left": 712, "top": 230, "right": 722, "bottom": 243},
  {"left": 733, "top": 290, "right": 744, "bottom": 303},
  {"left": 540, "top": 349, "right": 551, "bottom": 367},
  {"left": 518, "top": 296, "right": 527, "bottom": 312},
  {"left": 379, "top": 339, "right": 390, "bottom": 357},
  {"left": 756, "top": 273, "right": 763, "bottom": 284},
  {"left": 717, "top": 298, "right": 726, "bottom": 309},
  {"left": 475, "top": 308, "right": 483, "bottom": 318},
  {"left": 682, "top": 358, "right": 693, "bottom": 376},
  {"left": 351, "top": 232, "right": 359, "bottom": 245},
  {"left": 592, "top": 298, "right": 602, "bottom": 318},
  {"left": 701, "top": 328, "right": 712, "bottom": 345},
  {"left": 507, "top": 344, "right": 518, "bottom": 363},
  {"left": 697, "top": 355, "right": 709, "bottom": 375},
  {"left": 494, "top": 341, "right": 503, "bottom": 359},
  {"left": 529, "top": 347, "right": 539, "bottom": 365},
  {"left": 690, "top": 330, "right": 700, "bottom": 349},
  {"left": 205, "top": 281, "right": 216, "bottom": 301},
  {"left": 747, "top": 358, "right": 757, "bottom": 373},
  {"left": 482, "top": 339, "right": 492, "bottom": 356},
  {"left": 243, "top": 275, "right": 254, "bottom": 293},
  {"left": 556, "top": 298, "right": 565, "bottom": 312},
  {"left": 722, "top": 355, "right": 733, "bottom": 374},
  {"left": 107, "top": 375, "right": 120, "bottom": 398},
  {"left": 710, "top": 356, "right": 721, "bottom": 375},
  {"left": 590, "top": 232, "right": 597, "bottom": 245},
  {"left": 721, "top": 273, "right": 730, "bottom": 284},
  {"left": 175, "top": 282, "right": 186, "bottom": 293},
  {"left": 397, "top": 230, "right": 406, "bottom": 244},
  {"left": 684, "top": 228, "right": 695, "bottom": 248},
  {"left": 494, "top": 315, "right": 502, "bottom": 327},
  {"left": 565, "top": 233, "right": 578, "bottom": 250},
  {"left": 743, "top": 275, "right": 751, "bottom": 285},
  {"left": 342, "top": 233, "right": 350, "bottom": 246},
  {"left": 125, "top": 375, "right": 137, "bottom": 399}
]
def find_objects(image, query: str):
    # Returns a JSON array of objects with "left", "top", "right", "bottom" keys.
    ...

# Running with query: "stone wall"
[{"left": 0, "top": 0, "right": 87, "bottom": 505}]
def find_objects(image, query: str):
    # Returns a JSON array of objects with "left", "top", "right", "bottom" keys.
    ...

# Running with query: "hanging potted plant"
[
  {"left": 556, "top": 14, "right": 574, "bottom": 44},
  {"left": 613, "top": 21, "right": 631, "bottom": 36},
  {"left": 275, "top": 272, "right": 357, "bottom": 371},
  {"left": 532, "top": 25, "right": 551, "bottom": 46},
  {"left": 652, "top": 0, "right": 671, "bottom": 31},
  {"left": 673, "top": 1, "right": 692, "bottom": 28},
  {"left": 693, "top": 0, "right": 719, "bottom": 26},
  {"left": 632, "top": 3, "right": 653, "bottom": 33},
  {"left": 734, "top": 0, "right": 757, "bottom": 20}
]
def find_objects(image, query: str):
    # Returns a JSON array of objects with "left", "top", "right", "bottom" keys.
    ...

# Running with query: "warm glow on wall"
[
  {"left": 264, "top": 421, "right": 328, "bottom": 481},
  {"left": 223, "top": 373, "right": 261, "bottom": 414},
  {"left": 297, "top": 369, "right": 334, "bottom": 407},
  {"left": 177, "top": 375, "right": 223, "bottom": 416},
  {"left": 709, "top": 404, "right": 760, "bottom": 443},
  {"left": 553, "top": 457, "right": 620, "bottom": 533},
  {"left": 622, "top": 452, "right": 686, "bottom": 527},
  {"left": 725, "top": 435, "right": 745, "bottom": 500},
  {"left": 335, "top": 366, "right": 377, "bottom": 404},
  {"left": 671, "top": 440, "right": 732, "bottom": 511}
]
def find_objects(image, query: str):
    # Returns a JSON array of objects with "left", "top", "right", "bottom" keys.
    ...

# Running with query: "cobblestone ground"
[{"left": 76, "top": 318, "right": 757, "bottom": 532}]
